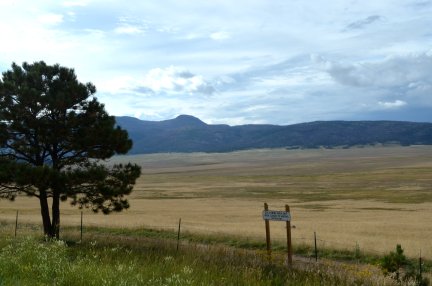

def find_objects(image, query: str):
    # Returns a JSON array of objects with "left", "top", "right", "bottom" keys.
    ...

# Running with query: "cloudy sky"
[{"left": 1, "top": 0, "right": 431, "bottom": 125}]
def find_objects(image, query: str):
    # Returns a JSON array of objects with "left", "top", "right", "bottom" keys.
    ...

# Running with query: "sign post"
[
  {"left": 285, "top": 204, "right": 292, "bottom": 265},
  {"left": 264, "top": 203, "right": 271, "bottom": 259},
  {"left": 262, "top": 203, "right": 293, "bottom": 266}
]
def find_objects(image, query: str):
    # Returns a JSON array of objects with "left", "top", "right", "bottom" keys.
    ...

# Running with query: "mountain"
[{"left": 115, "top": 115, "right": 432, "bottom": 154}]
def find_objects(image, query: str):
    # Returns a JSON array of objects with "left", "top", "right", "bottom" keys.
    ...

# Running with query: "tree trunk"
[
  {"left": 39, "top": 190, "right": 52, "bottom": 238},
  {"left": 51, "top": 190, "right": 60, "bottom": 239}
]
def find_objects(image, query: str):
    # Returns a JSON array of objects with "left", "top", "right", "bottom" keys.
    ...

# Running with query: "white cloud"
[
  {"left": 0, "top": 0, "right": 16, "bottom": 6},
  {"left": 62, "top": 0, "right": 89, "bottom": 7},
  {"left": 378, "top": 100, "right": 407, "bottom": 109},
  {"left": 210, "top": 31, "right": 230, "bottom": 40},
  {"left": 114, "top": 24, "right": 143, "bottom": 35},
  {"left": 243, "top": 105, "right": 273, "bottom": 113},
  {"left": 97, "top": 75, "right": 138, "bottom": 93},
  {"left": 140, "top": 66, "right": 215, "bottom": 95},
  {"left": 184, "top": 33, "right": 201, "bottom": 40},
  {"left": 37, "top": 13, "right": 64, "bottom": 25},
  {"left": 113, "top": 16, "right": 151, "bottom": 35}
]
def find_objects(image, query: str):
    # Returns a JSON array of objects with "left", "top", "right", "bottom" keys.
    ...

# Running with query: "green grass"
[
  {"left": 0, "top": 235, "right": 395, "bottom": 286},
  {"left": 75, "top": 225, "right": 431, "bottom": 267},
  {"left": 0, "top": 222, "right": 401, "bottom": 286},
  {"left": 3, "top": 220, "right": 430, "bottom": 270}
]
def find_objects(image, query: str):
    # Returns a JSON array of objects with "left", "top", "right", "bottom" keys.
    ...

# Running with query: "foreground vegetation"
[
  {"left": 1, "top": 218, "right": 430, "bottom": 285},
  {"left": 0, "top": 234, "right": 396, "bottom": 286}
]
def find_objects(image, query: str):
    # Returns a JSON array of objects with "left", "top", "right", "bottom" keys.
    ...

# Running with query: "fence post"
[
  {"left": 355, "top": 242, "right": 360, "bottom": 260},
  {"left": 419, "top": 250, "right": 423, "bottom": 284},
  {"left": 176, "top": 218, "right": 181, "bottom": 251},
  {"left": 80, "top": 211, "right": 83, "bottom": 242},
  {"left": 15, "top": 210, "right": 19, "bottom": 238},
  {"left": 314, "top": 231, "right": 318, "bottom": 262}
]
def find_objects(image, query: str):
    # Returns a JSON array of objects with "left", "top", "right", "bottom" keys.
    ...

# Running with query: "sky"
[{"left": 0, "top": 0, "right": 431, "bottom": 125}]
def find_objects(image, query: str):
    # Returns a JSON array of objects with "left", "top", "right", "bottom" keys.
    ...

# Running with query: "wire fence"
[
  {"left": 1, "top": 209, "right": 429, "bottom": 262},
  {"left": 293, "top": 235, "right": 389, "bottom": 256}
]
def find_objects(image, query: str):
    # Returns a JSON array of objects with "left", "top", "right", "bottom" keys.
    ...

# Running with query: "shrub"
[{"left": 380, "top": 244, "right": 429, "bottom": 286}]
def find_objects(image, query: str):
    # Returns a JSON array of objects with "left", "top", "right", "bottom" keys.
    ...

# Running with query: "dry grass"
[{"left": 1, "top": 145, "right": 432, "bottom": 259}]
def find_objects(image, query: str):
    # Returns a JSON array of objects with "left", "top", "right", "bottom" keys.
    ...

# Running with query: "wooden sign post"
[
  {"left": 264, "top": 203, "right": 272, "bottom": 259},
  {"left": 262, "top": 203, "right": 293, "bottom": 265},
  {"left": 285, "top": 204, "right": 293, "bottom": 265}
]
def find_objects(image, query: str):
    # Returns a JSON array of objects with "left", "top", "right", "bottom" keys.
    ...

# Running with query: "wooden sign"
[{"left": 263, "top": 203, "right": 293, "bottom": 266}]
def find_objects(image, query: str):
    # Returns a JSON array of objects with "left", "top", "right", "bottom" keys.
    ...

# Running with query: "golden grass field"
[{"left": 1, "top": 145, "right": 432, "bottom": 258}]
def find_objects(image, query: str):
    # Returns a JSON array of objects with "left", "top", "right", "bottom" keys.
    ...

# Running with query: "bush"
[{"left": 380, "top": 244, "right": 429, "bottom": 286}]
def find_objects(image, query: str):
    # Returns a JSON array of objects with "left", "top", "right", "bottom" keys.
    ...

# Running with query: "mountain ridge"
[{"left": 115, "top": 115, "right": 432, "bottom": 154}]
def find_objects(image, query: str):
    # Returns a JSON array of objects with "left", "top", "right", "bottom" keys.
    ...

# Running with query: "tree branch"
[{"left": 0, "top": 184, "right": 39, "bottom": 198}]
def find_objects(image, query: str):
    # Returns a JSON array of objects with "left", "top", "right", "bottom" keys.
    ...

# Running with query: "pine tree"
[{"left": 0, "top": 61, "right": 141, "bottom": 238}]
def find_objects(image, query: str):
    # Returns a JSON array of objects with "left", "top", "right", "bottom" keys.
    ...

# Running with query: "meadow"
[{"left": 1, "top": 145, "right": 432, "bottom": 260}]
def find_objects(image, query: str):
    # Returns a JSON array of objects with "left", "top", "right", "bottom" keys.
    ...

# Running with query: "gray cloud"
[
  {"left": 131, "top": 86, "right": 155, "bottom": 95},
  {"left": 213, "top": 55, "right": 315, "bottom": 92},
  {"left": 326, "top": 53, "right": 432, "bottom": 91},
  {"left": 309, "top": 53, "right": 432, "bottom": 119},
  {"left": 411, "top": 0, "right": 432, "bottom": 8},
  {"left": 345, "top": 15, "right": 382, "bottom": 30}
]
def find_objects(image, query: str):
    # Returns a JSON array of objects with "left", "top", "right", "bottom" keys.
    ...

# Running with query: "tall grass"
[{"left": 0, "top": 234, "right": 396, "bottom": 286}]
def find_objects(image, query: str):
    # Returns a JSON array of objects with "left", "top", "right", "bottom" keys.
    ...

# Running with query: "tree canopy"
[{"left": 0, "top": 61, "right": 141, "bottom": 238}]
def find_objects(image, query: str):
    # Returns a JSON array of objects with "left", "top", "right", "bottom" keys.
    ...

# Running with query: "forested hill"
[{"left": 115, "top": 115, "right": 432, "bottom": 154}]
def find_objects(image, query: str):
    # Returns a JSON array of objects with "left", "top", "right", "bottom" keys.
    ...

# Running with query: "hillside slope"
[{"left": 115, "top": 115, "right": 432, "bottom": 154}]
